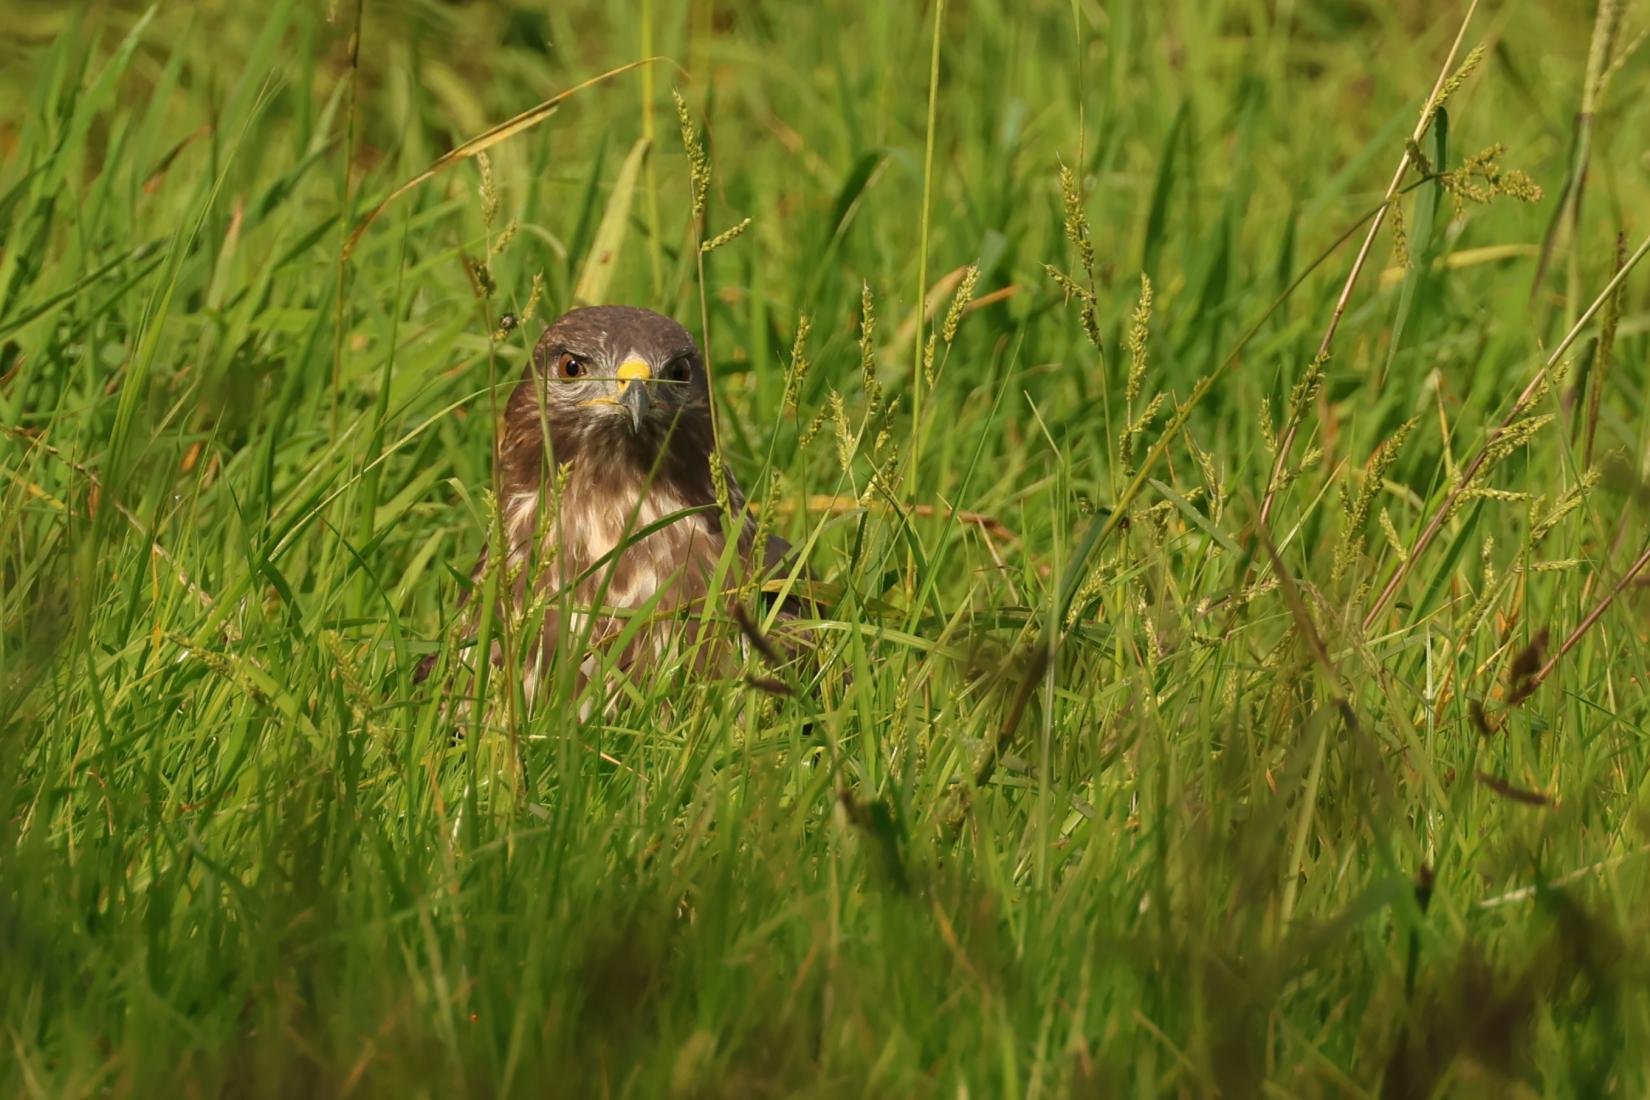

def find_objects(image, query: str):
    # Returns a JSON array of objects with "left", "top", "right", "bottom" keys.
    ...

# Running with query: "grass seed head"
[
  {"left": 782, "top": 315, "right": 812, "bottom": 414},
  {"left": 942, "top": 263, "right": 980, "bottom": 345},
  {"left": 859, "top": 283, "right": 882, "bottom": 417},
  {"left": 1286, "top": 351, "right": 1328, "bottom": 429},
  {"left": 1042, "top": 264, "right": 1094, "bottom": 303},
  {"left": 1125, "top": 273, "right": 1153, "bottom": 404},
  {"left": 1334, "top": 415, "right": 1418, "bottom": 581},
  {"left": 1428, "top": 44, "right": 1486, "bottom": 122},
  {"left": 701, "top": 217, "right": 751, "bottom": 254},
  {"left": 1388, "top": 197, "right": 1411, "bottom": 270},
  {"left": 829, "top": 389, "right": 854, "bottom": 472},
  {"left": 520, "top": 272, "right": 544, "bottom": 324},
  {"left": 1439, "top": 144, "right": 1544, "bottom": 215},
  {"left": 709, "top": 451, "right": 731, "bottom": 517},
  {"left": 477, "top": 151, "right": 500, "bottom": 228},
  {"left": 673, "top": 89, "right": 710, "bottom": 221},
  {"left": 1058, "top": 162, "right": 1096, "bottom": 279},
  {"left": 1379, "top": 508, "right": 1407, "bottom": 560}
]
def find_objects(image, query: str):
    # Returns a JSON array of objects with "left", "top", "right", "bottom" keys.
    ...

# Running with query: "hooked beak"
[
  {"left": 575, "top": 358, "right": 654, "bottom": 431},
  {"left": 615, "top": 357, "right": 652, "bottom": 431}
]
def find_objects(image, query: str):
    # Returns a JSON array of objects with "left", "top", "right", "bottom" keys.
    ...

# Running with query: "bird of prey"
[{"left": 423, "top": 304, "right": 806, "bottom": 709}]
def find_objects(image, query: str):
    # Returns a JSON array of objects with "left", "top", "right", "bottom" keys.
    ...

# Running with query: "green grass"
[{"left": 3, "top": 1, "right": 1650, "bottom": 1095}]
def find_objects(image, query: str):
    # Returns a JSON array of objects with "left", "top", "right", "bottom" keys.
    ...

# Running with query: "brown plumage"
[{"left": 422, "top": 305, "right": 805, "bottom": 707}]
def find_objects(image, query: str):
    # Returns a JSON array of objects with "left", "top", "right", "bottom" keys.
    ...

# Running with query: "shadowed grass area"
[{"left": 3, "top": 0, "right": 1650, "bottom": 1094}]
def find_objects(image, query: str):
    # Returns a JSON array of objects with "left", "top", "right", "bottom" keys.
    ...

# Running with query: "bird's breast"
[{"left": 511, "top": 482, "right": 722, "bottom": 613}]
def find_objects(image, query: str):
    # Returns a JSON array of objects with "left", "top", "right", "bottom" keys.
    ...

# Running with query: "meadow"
[{"left": 3, "top": 0, "right": 1649, "bottom": 1095}]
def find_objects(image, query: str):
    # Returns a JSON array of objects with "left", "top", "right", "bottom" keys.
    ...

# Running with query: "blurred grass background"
[{"left": 2, "top": 0, "right": 1649, "bottom": 1095}]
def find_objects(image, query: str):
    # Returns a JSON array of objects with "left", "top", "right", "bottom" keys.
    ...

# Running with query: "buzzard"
[{"left": 423, "top": 305, "right": 805, "bottom": 708}]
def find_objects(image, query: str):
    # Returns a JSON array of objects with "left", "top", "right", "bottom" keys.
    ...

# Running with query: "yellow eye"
[{"left": 556, "top": 352, "right": 587, "bottom": 379}]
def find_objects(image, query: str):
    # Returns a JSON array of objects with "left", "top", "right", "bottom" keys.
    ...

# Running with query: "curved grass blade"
[
  {"left": 342, "top": 57, "right": 677, "bottom": 260},
  {"left": 573, "top": 137, "right": 650, "bottom": 306}
]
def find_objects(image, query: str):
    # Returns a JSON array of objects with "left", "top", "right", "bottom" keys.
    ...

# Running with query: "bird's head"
[{"left": 524, "top": 305, "right": 709, "bottom": 443}]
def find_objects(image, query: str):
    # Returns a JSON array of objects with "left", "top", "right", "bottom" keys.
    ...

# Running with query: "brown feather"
[{"left": 422, "top": 306, "right": 809, "bottom": 712}]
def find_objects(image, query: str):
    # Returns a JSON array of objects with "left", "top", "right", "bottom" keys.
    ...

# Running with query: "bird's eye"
[
  {"left": 556, "top": 352, "right": 587, "bottom": 380},
  {"left": 664, "top": 356, "right": 693, "bottom": 383}
]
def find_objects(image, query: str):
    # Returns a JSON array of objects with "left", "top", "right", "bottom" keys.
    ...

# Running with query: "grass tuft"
[{"left": 4, "top": 3, "right": 1650, "bottom": 1095}]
